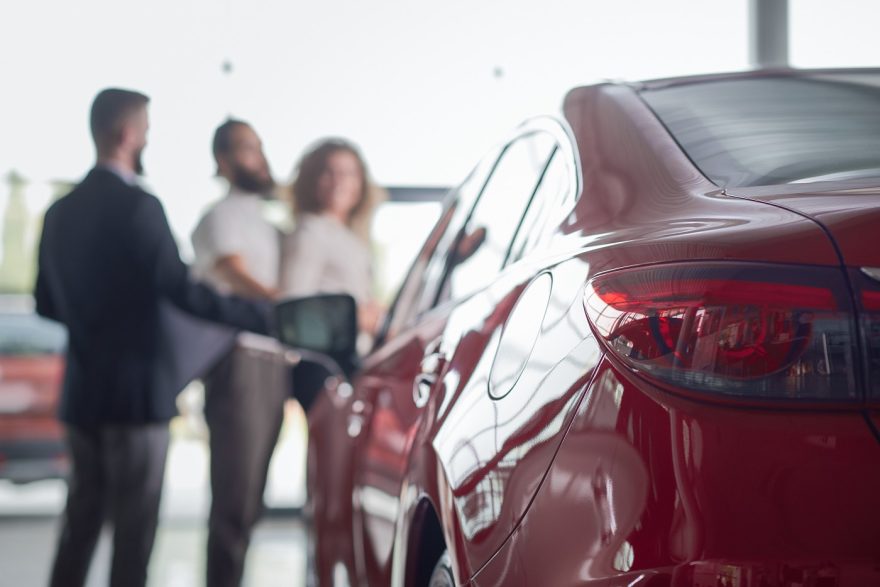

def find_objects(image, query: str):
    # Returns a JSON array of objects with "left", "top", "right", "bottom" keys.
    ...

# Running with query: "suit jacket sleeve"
[
  {"left": 131, "top": 193, "right": 271, "bottom": 334},
  {"left": 34, "top": 212, "right": 60, "bottom": 322}
]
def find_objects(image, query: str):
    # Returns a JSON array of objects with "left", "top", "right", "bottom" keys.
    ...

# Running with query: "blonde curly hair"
[{"left": 290, "top": 138, "right": 386, "bottom": 242}]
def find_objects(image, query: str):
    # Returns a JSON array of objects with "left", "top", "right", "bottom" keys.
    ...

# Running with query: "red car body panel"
[
  {"left": 0, "top": 354, "right": 67, "bottom": 482},
  {"left": 352, "top": 311, "right": 448, "bottom": 584},
  {"left": 305, "top": 70, "right": 880, "bottom": 587},
  {"left": 308, "top": 310, "right": 449, "bottom": 586},
  {"left": 558, "top": 84, "right": 840, "bottom": 270},
  {"left": 728, "top": 185, "right": 880, "bottom": 267},
  {"left": 472, "top": 358, "right": 880, "bottom": 586}
]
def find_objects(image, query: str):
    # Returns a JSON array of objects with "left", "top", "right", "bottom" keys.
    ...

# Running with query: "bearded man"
[
  {"left": 191, "top": 119, "right": 289, "bottom": 587},
  {"left": 36, "top": 93, "right": 271, "bottom": 587}
]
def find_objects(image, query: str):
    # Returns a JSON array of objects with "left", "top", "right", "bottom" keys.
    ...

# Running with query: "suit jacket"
[{"left": 34, "top": 168, "right": 270, "bottom": 427}]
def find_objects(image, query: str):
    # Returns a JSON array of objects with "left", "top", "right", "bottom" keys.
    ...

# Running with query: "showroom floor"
[
  {"left": 0, "top": 512, "right": 307, "bottom": 587},
  {"left": 0, "top": 403, "right": 310, "bottom": 587}
]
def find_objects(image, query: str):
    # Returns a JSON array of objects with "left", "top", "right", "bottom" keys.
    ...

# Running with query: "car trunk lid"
[{"left": 728, "top": 182, "right": 880, "bottom": 267}]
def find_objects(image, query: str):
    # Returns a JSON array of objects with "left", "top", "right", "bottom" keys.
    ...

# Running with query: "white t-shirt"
[
  {"left": 279, "top": 213, "right": 372, "bottom": 302},
  {"left": 191, "top": 188, "right": 281, "bottom": 292}
]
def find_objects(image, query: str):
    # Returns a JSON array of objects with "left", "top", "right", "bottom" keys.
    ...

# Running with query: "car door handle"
[{"left": 413, "top": 341, "right": 447, "bottom": 408}]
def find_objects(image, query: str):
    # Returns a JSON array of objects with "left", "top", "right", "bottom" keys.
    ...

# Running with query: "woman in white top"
[{"left": 280, "top": 138, "right": 384, "bottom": 334}]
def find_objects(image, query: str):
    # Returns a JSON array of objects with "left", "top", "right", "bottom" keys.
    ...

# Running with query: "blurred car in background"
[
  {"left": 280, "top": 68, "right": 880, "bottom": 587},
  {"left": 0, "top": 295, "right": 67, "bottom": 484}
]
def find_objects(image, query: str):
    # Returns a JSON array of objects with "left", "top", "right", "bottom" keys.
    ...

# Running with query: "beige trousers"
[{"left": 203, "top": 334, "right": 290, "bottom": 587}]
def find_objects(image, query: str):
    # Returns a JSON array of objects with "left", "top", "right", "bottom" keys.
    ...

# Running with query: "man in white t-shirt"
[{"left": 191, "top": 119, "right": 288, "bottom": 587}]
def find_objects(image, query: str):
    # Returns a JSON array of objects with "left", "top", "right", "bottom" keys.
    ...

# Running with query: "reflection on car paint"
[{"left": 306, "top": 72, "right": 880, "bottom": 587}]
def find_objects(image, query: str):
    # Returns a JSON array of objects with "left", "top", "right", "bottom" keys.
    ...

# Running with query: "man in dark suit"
[{"left": 34, "top": 88, "right": 272, "bottom": 587}]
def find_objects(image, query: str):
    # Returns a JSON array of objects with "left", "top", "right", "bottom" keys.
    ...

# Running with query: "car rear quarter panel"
[
  {"left": 422, "top": 256, "right": 603, "bottom": 580},
  {"left": 471, "top": 358, "right": 880, "bottom": 586}
]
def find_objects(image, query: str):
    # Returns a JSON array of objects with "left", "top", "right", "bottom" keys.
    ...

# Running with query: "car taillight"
[
  {"left": 584, "top": 263, "right": 858, "bottom": 400},
  {"left": 856, "top": 268, "right": 880, "bottom": 400}
]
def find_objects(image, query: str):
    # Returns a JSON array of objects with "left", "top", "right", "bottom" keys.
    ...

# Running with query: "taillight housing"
[
  {"left": 584, "top": 263, "right": 858, "bottom": 401},
  {"left": 855, "top": 268, "right": 880, "bottom": 400}
]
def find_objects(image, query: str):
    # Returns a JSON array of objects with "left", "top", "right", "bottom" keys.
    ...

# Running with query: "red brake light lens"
[
  {"left": 856, "top": 269, "right": 880, "bottom": 400},
  {"left": 584, "top": 263, "right": 857, "bottom": 400}
]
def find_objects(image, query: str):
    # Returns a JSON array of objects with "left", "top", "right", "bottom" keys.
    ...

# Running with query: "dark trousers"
[
  {"left": 49, "top": 423, "right": 170, "bottom": 587},
  {"left": 204, "top": 339, "right": 289, "bottom": 587}
]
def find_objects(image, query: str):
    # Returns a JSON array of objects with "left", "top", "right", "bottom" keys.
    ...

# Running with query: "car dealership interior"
[{"left": 2, "top": 1, "right": 879, "bottom": 586}]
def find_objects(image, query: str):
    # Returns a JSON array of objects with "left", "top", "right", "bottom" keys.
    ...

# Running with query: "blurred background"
[{"left": 1, "top": 0, "right": 878, "bottom": 585}]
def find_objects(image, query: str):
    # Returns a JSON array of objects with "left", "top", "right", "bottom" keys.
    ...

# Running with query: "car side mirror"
[
  {"left": 275, "top": 294, "right": 360, "bottom": 412},
  {"left": 275, "top": 294, "right": 359, "bottom": 378}
]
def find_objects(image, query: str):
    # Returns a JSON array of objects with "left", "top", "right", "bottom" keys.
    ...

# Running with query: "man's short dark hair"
[
  {"left": 90, "top": 88, "right": 149, "bottom": 152},
  {"left": 212, "top": 119, "right": 251, "bottom": 162}
]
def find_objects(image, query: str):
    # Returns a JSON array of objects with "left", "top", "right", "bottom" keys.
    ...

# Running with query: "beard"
[
  {"left": 133, "top": 147, "right": 145, "bottom": 176},
  {"left": 231, "top": 163, "right": 275, "bottom": 197}
]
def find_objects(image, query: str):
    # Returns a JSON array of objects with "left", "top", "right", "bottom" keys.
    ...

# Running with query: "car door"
[
  {"left": 343, "top": 148, "right": 498, "bottom": 586},
  {"left": 305, "top": 152, "right": 500, "bottom": 587},
  {"left": 350, "top": 128, "right": 558, "bottom": 585},
  {"left": 427, "top": 122, "right": 606, "bottom": 578}
]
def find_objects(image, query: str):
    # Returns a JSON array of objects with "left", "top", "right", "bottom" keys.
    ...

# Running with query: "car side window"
[
  {"left": 434, "top": 132, "right": 555, "bottom": 306},
  {"left": 378, "top": 149, "right": 499, "bottom": 340},
  {"left": 505, "top": 148, "right": 572, "bottom": 265}
]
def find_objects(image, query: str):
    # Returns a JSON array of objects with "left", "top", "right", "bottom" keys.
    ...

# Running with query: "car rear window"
[{"left": 640, "top": 73, "right": 880, "bottom": 187}]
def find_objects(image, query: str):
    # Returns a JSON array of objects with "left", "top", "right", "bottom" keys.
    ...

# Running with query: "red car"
[
  {"left": 0, "top": 296, "right": 67, "bottom": 484},
  {"left": 285, "top": 69, "right": 880, "bottom": 587}
]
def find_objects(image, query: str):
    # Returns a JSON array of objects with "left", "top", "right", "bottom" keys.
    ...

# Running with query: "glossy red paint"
[
  {"left": 304, "top": 70, "right": 880, "bottom": 586},
  {"left": 728, "top": 186, "right": 880, "bottom": 267},
  {"left": 472, "top": 358, "right": 880, "bottom": 586}
]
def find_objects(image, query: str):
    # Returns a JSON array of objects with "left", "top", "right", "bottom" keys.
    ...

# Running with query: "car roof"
[{"left": 631, "top": 67, "right": 880, "bottom": 92}]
